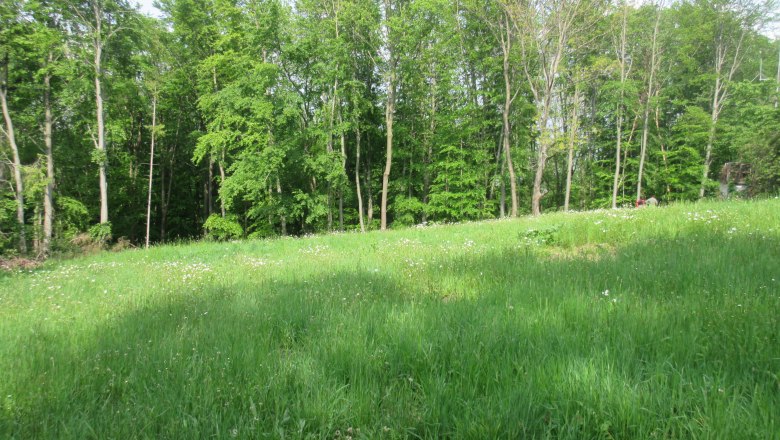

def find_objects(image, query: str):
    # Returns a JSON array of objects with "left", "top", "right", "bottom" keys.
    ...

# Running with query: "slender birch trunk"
[
  {"left": 92, "top": 8, "right": 109, "bottom": 225},
  {"left": 276, "top": 176, "right": 286, "bottom": 235},
  {"left": 380, "top": 0, "right": 396, "bottom": 230},
  {"left": 218, "top": 156, "right": 226, "bottom": 218},
  {"left": 43, "top": 54, "right": 55, "bottom": 255},
  {"left": 380, "top": 71, "right": 394, "bottom": 231},
  {"left": 637, "top": 8, "right": 660, "bottom": 202},
  {"left": 339, "top": 119, "right": 345, "bottom": 231},
  {"left": 612, "top": 4, "right": 629, "bottom": 209},
  {"left": 564, "top": 83, "right": 579, "bottom": 212},
  {"left": 355, "top": 124, "right": 365, "bottom": 232},
  {"left": 145, "top": 95, "right": 157, "bottom": 248},
  {"left": 207, "top": 156, "right": 214, "bottom": 216},
  {"left": 500, "top": 15, "right": 518, "bottom": 217},
  {"left": 0, "top": 65, "right": 26, "bottom": 253},
  {"left": 700, "top": 28, "right": 744, "bottom": 198},
  {"left": 422, "top": 71, "right": 436, "bottom": 222}
]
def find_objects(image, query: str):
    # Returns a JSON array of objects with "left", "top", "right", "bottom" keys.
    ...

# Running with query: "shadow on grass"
[{"left": 3, "top": 233, "right": 779, "bottom": 439}]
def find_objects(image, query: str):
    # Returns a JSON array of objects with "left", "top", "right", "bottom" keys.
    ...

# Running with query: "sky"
[
  {"left": 130, "top": 0, "right": 779, "bottom": 38},
  {"left": 134, "top": 0, "right": 162, "bottom": 18}
]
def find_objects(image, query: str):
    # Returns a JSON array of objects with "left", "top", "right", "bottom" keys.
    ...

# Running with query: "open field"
[{"left": 1, "top": 200, "right": 779, "bottom": 439}]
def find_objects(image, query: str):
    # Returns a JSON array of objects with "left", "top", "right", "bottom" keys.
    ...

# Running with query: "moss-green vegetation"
[{"left": 1, "top": 199, "right": 778, "bottom": 438}]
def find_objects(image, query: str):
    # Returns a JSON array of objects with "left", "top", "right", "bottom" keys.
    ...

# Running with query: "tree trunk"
[
  {"left": 565, "top": 84, "right": 579, "bottom": 212},
  {"left": 276, "top": 176, "right": 286, "bottom": 235},
  {"left": 355, "top": 125, "right": 365, "bottom": 232},
  {"left": 208, "top": 156, "right": 214, "bottom": 216},
  {"left": 145, "top": 95, "right": 157, "bottom": 248},
  {"left": 366, "top": 130, "right": 373, "bottom": 225},
  {"left": 160, "top": 164, "right": 166, "bottom": 241},
  {"left": 94, "top": 31, "right": 109, "bottom": 225},
  {"left": 700, "top": 111, "right": 718, "bottom": 198},
  {"left": 776, "top": 46, "right": 779, "bottom": 109},
  {"left": 218, "top": 157, "right": 226, "bottom": 218},
  {"left": 339, "top": 115, "right": 346, "bottom": 231},
  {"left": 612, "top": 5, "right": 628, "bottom": 209},
  {"left": 532, "top": 103, "right": 552, "bottom": 216},
  {"left": 700, "top": 74, "right": 721, "bottom": 198},
  {"left": 500, "top": 19, "right": 518, "bottom": 217},
  {"left": 380, "top": 67, "right": 395, "bottom": 230},
  {"left": 43, "top": 54, "right": 55, "bottom": 256},
  {"left": 637, "top": 10, "right": 659, "bottom": 202},
  {"left": 637, "top": 104, "right": 651, "bottom": 201},
  {"left": 699, "top": 26, "right": 745, "bottom": 198},
  {"left": 422, "top": 73, "right": 436, "bottom": 222},
  {"left": 612, "top": 110, "right": 624, "bottom": 208},
  {"left": 0, "top": 74, "right": 26, "bottom": 254}
]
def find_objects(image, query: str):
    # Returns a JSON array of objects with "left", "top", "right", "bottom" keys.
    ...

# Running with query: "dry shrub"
[
  {"left": 111, "top": 237, "right": 134, "bottom": 252},
  {"left": 70, "top": 233, "right": 106, "bottom": 254},
  {"left": 0, "top": 257, "right": 41, "bottom": 272}
]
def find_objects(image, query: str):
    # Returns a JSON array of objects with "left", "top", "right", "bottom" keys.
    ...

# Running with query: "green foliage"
[
  {"left": 427, "top": 144, "right": 492, "bottom": 222},
  {"left": 88, "top": 222, "right": 113, "bottom": 244},
  {"left": 56, "top": 196, "right": 90, "bottom": 239},
  {"left": 0, "top": 197, "right": 17, "bottom": 252},
  {"left": 2, "top": 0, "right": 779, "bottom": 248},
  {"left": 743, "top": 131, "right": 780, "bottom": 194},
  {"left": 391, "top": 194, "right": 425, "bottom": 227},
  {"left": 519, "top": 224, "right": 562, "bottom": 246},
  {"left": 202, "top": 214, "right": 243, "bottom": 241}
]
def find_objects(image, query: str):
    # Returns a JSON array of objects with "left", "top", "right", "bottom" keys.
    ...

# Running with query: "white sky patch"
[{"left": 134, "top": 0, "right": 163, "bottom": 18}]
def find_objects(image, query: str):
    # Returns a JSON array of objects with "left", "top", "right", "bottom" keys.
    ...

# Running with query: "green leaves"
[{"left": 203, "top": 213, "right": 243, "bottom": 240}]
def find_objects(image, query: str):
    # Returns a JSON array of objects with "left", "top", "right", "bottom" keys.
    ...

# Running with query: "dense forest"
[{"left": 1, "top": 0, "right": 778, "bottom": 255}]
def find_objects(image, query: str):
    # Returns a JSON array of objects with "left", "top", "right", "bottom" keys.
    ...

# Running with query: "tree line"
[{"left": 1, "top": 0, "right": 778, "bottom": 256}]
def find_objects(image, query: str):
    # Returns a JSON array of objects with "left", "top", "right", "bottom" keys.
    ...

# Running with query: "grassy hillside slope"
[{"left": 1, "top": 200, "right": 779, "bottom": 439}]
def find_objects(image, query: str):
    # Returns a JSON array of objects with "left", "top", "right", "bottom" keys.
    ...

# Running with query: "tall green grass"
[{"left": 1, "top": 199, "right": 779, "bottom": 438}]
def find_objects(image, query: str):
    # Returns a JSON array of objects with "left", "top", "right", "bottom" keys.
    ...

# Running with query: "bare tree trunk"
[
  {"left": 532, "top": 99, "right": 554, "bottom": 215},
  {"left": 355, "top": 125, "right": 365, "bottom": 232},
  {"left": 700, "top": 111, "right": 718, "bottom": 198},
  {"left": 653, "top": 100, "right": 671, "bottom": 195},
  {"left": 326, "top": 78, "right": 339, "bottom": 231},
  {"left": 366, "top": 130, "right": 373, "bottom": 225},
  {"left": 0, "top": 69, "right": 26, "bottom": 254},
  {"left": 34, "top": 206, "right": 42, "bottom": 256},
  {"left": 43, "top": 54, "right": 55, "bottom": 256},
  {"left": 564, "top": 84, "right": 579, "bottom": 212},
  {"left": 276, "top": 176, "right": 286, "bottom": 235},
  {"left": 509, "top": 0, "right": 583, "bottom": 216},
  {"left": 700, "top": 71, "right": 723, "bottom": 198},
  {"left": 339, "top": 115, "right": 346, "bottom": 231},
  {"left": 637, "top": 9, "right": 660, "bottom": 202},
  {"left": 145, "top": 95, "right": 157, "bottom": 248},
  {"left": 380, "top": 0, "right": 396, "bottom": 231},
  {"left": 612, "top": 110, "right": 624, "bottom": 208},
  {"left": 422, "top": 72, "right": 436, "bottom": 222},
  {"left": 93, "top": 22, "right": 109, "bottom": 225},
  {"left": 208, "top": 156, "right": 214, "bottom": 216},
  {"left": 500, "top": 155, "right": 507, "bottom": 217},
  {"left": 501, "top": 18, "right": 519, "bottom": 217},
  {"left": 161, "top": 119, "right": 178, "bottom": 242},
  {"left": 637, "top": 107, "right": 651, "bottom": 201},
  {"left": 160, "top": 164, "right": 166, "bottom": 241},
  {"left": 218, "top": 157, "right": 226, "bottom": 218},
  {"left": 776, "top": 46, "right": 779, "bottom": 108},
  {"left": 327, "top": 193, "right": 333, "bottom": 230},
  {"left": 381, "top": 67, "right": 395, "bottom": 230},
  {"left": 612, "top": 4, "right": 629, "bottom": 209},
  {"left": 700, "top": 28, "right": 744, "bottom": 198}
]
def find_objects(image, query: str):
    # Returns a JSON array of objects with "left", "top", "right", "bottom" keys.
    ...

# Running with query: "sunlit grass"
[{"left": 1, "top": 199, "right": 779, "bottom": 438}]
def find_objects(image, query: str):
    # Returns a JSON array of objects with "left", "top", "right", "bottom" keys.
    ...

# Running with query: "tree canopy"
[{"left": 0, "top": 0, "right": 778, "bottom": 254}]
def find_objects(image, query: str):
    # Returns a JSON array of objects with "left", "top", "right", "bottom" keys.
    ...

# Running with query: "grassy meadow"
[{"left": 1, "top": 199, "right": 779, "bottom": 439}]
